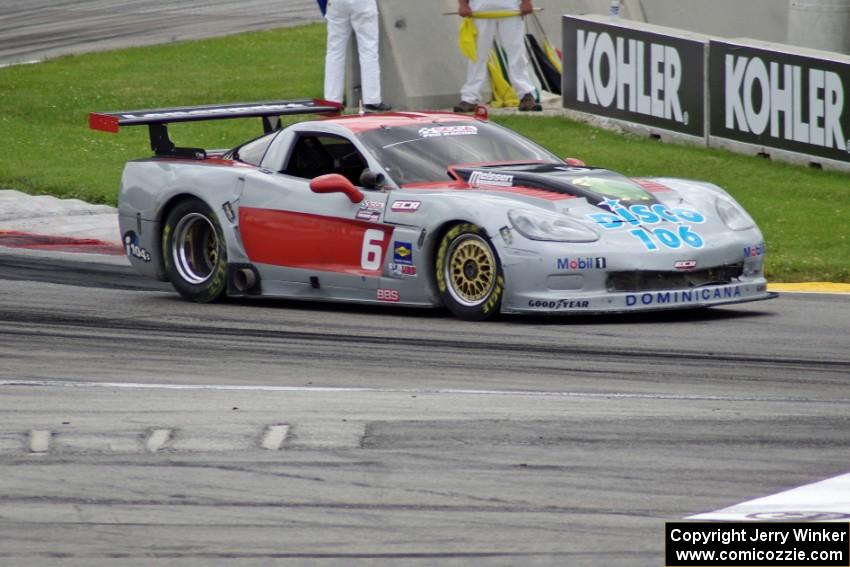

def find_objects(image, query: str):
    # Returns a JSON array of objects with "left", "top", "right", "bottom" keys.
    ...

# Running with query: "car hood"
[
  {"left": 403, "top": 164, "right": 749, "bottom": 243},
  {"left": 449, "top": 163, "right": 660, "bottom": 208}
]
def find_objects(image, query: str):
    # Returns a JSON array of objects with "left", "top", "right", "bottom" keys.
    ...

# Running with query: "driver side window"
[{"left": 282, "top": 134, "right": 368, "bottom": 186}]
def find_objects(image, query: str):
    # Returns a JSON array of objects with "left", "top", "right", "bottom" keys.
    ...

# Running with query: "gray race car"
[{"left": 90, "top": 99, "right": 775, "bottom": 320}]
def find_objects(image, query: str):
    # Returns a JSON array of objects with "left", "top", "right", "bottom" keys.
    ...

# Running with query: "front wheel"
[
  {"left": 435, "top": 223, "right": 505, "bottom": 321},
  {"left": 161, "top": 198, "right": 228, "bottom": 302}
]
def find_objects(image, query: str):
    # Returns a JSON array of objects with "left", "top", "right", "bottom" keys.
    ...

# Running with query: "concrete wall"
[
  {"left": 533, "top": 0, "right": 788, "bottom": 49},
  {"left": 342, "top": 0, "right": 832, "bottom": 110},
  {"left": 344, "top": 0, "right": 467, "bottom": 110}
]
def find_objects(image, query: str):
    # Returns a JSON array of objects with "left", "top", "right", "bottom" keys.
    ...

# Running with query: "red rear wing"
[{"left": 89, "top": 99, "right": 343, "bottom": 157}]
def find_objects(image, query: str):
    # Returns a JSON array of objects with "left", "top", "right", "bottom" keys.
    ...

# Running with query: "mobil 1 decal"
[
  {"left": 562, "top": 16, "right": 706, "bottom": 136},
  {"left": 710, "top": 40, "right": 850, "bottom": 163}
]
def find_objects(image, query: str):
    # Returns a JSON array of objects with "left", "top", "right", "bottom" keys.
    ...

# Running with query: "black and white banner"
[
  {"left": 562, "top": 16, "right": 706, "bottom": 138},
  {"left": 709, "top": 40, "right": 850, "bottom": 163}
]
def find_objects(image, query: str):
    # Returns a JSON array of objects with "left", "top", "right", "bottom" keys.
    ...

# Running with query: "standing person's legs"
[
  {"left": 323, "top": 0, "right": 353, "bottom": 104},
  {"left": 350, "top": 0, "right": 381, "bottom": 105},
  {"left": 496, "top": 16, "right": 534, "bottom": 99},
  {"left": 459, "top": 18, "right": 498, "bottom": 104}
]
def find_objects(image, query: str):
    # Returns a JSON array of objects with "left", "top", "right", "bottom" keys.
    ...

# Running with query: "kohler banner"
[
  {"left": 562, "top": 16, "right": 706, "bottom": 138},
  {"left": 710, "top": 40, "right": 850, "bottom": 164}
]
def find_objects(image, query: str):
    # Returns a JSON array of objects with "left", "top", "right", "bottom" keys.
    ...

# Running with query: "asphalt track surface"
[
  {"left": 0, "top": 0, "right": 321, "bottom": 66},
  {"left": 1, "top": 247, "right": 849, "bottom": 566}
]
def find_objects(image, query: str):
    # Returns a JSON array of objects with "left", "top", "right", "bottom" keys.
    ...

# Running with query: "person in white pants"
[
  {"left": 323, "top": 0, "right": 391, "bottom": 111},
  {"left": 454, "top": 0, "right": 541, "bottom": 112}
]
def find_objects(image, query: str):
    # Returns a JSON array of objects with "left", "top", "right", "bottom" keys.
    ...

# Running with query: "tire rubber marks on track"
[{"left": 689, "top": 472, "right": 850, "bottom": 521}]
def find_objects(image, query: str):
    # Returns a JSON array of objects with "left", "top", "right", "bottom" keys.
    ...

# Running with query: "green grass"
[
  {"left": 0, "top": 24, "right": 327, "bottom": 204},
  {"left": 0, "top": 23, "right": 847, "bottom": 282}
]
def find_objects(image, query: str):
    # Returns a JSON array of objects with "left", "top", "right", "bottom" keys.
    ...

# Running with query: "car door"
[{"left": 237, "top": 130, "right": 392, "bottom": 298}]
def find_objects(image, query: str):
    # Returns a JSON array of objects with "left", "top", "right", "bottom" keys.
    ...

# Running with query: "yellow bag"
[
  {"left": 487, "top": 49, "right": 519, "bottom": 108},
  {"left": 458, "top": 18, "right": 478, "bottom": 61}
]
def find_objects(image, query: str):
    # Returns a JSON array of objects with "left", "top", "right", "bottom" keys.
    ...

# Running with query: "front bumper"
[
  {"left": 502, "top": 280, "right": 775, "bottom": 314},
  {"left": 497, "top": 236, "right": 773, "bottom": 314}
]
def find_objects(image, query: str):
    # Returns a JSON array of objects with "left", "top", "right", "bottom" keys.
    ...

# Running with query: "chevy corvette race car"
[{"left": 90, "top": 99, "right": 775, "bottom": 320}]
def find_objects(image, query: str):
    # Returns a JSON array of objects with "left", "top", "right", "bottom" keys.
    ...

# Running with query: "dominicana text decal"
[
  {"left": 587, "top": 198, "right": 706, "bottom": 251},
  {"left": 627, "top": 285, "right": 742, "bottom": 306}
]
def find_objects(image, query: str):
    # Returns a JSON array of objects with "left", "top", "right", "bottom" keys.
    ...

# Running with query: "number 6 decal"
[{"left": 361, "top": 229, "right": 385, "bottom": 270}]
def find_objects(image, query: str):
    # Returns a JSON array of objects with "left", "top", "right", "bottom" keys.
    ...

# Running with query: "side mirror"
[
  {"left": 564, "top": 157, "right": 586, "bottom": 167},
  {"left": 310, "top": 174, "right": 364, "bottom": 203}
]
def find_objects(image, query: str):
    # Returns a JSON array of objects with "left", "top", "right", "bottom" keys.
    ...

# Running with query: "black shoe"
[
  {"left": 453, "top": 100, "right": 477, "bottom": 113},
  {"left": 518, "top": 93, "right": 542, "bottom": 112},
  {"left": 364, "top": 102, "right": 392, "bottom": 112}
]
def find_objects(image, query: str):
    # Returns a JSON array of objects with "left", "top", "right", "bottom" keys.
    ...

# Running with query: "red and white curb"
[{"left": 0, "top": 189, "right": 123, "bottom": 255}]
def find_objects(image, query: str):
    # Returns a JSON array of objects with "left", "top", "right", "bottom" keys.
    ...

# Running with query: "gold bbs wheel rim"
[{"left": 444, "top": 234, "right": 496, "bottom": 307}]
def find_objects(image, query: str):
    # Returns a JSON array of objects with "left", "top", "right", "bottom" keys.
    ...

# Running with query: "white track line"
[{"left": 2, "top": 379, "right": 849, "bottom": 404}]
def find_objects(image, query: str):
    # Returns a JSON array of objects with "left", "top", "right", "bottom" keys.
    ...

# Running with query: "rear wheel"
[
  {"left": 161, "top": 199, "right": 227, "bottom": 302},
  {"left": 435, "top": 223, "right": 504, "bottom": 321}
]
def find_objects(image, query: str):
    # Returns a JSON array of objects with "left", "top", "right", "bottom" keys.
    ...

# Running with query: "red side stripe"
[{"left": 239, "top": 208, "right": 392, "bottom": 276}]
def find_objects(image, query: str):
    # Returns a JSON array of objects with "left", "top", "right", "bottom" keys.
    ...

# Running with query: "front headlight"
[
  {"left": 716, "top": 197, "right": 756, "bottom": 231},
  {"left": 508, "top": 210, "right": 599, "bottom": 242}
]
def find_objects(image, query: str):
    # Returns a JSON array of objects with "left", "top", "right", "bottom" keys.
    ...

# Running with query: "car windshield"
[{"left": 356, "top": 121, "right": 560, "bottom": 185}]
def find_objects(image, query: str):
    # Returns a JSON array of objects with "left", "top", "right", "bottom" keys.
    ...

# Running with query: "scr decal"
[
  {"left": 390, "top": 200, "right": 421, "bottom": 212},
  {"left": 588, "top": 198, "right": 706, "bottom": 251},
  {"left": 469, "top": 171, "right": 514, "bottom": 188},
  {"left": 418, "top": 125, "right": 478, "bottom": 138},
  {"left": 356, "top": 200, "right": 384, "bottom": 223},
  {"left": 123, "top": 231, "right": 151, "bottom": 262},
  {"left": 360, "top": 200, "right": 385, "bottom": 211}
]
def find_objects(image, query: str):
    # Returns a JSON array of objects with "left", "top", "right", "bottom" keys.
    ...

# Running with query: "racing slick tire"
[
  {"left": 161, "top": 198, "right": 228, "bottom": 303},
  {"left": 435, "top": 223, "right": 505, "bottom": 321}
]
